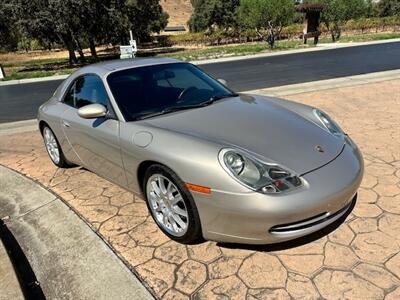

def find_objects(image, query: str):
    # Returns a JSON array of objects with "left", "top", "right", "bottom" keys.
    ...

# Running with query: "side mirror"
[
  {"left": 78, "top": 104, "right": 107, "bottom": 119},
  {"left": 218, "top": 78, "right": 228, "bottom": 86}
]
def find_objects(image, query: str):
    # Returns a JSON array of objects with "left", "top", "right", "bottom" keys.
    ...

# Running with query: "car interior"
[{"left": 107, "top": 65, "right": 217, "bottom": 120}]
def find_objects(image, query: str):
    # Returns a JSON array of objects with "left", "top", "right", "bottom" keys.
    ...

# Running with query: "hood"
[{"left": 145, "top": 95, "right": 344, "bottom": 175}]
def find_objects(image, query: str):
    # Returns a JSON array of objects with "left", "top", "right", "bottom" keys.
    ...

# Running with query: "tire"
[
  {"left": 143, "top": 164, "right": 203, "bottom": 244},
  {"left": 42, "top": 125, "right": 71, "bottom": 168}
]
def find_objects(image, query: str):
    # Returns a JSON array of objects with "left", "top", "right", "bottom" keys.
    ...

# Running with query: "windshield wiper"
[
  {"left": 165, "top": 94, "right": 238, "bottom": 113},
  {"left": 202, "top": 93, "right": 239, "bottom": 105},
  {"left": 132, "top": 110, "right": 170, "bottom": 121},
  {"left": 133, "top": 93, "right": 239, "bottom": 121},
  {"left": 133, "top": 103, "right": 211, "bottom": 121}
]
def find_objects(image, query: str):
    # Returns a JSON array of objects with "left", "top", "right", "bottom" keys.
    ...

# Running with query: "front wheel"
[
  {"left": 42, "top": 126, "right": 70, "bottom": 168},
  {"left": 143, "top": 164, "right": 203, "bottom": 244}
]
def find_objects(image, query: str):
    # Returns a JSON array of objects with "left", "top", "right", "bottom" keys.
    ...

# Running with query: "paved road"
[{"left": 1, "top": 41, "right": 400, "bottom": 123}]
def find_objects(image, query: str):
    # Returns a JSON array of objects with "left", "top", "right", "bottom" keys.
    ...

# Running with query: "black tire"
[
  {"left": 143, "top": 164, "right": 203, "bottom": 244},
  {"left": 41, "top": 125, "right": 71, "bottom": 168}
]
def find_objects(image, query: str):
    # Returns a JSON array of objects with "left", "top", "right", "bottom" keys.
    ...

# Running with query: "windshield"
[{"left": 107, "top": 62, "right": 236, "bottom": 121}]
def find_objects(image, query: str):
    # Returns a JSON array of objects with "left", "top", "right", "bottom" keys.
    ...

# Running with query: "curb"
[
  {"left": 0, "top": 75, "right": 69, "bottom": 86},
  {"left": 0, "top": 165, "right": 154, "bottom": 300},
  {"left": 245, "top": 68, "right": 400, "bottom": 96},
  {"left": 0, "top": 120, "right": 38, "bottom": 136},
  {"left": 1, "top": 38, "right": 399, "bottom": 86}
]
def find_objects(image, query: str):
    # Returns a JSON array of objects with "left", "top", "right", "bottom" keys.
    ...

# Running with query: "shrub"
[{"left": 168, "top": 16, "right": 400, "bottom": 47}]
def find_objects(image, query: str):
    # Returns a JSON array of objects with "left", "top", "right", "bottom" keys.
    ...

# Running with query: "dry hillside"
[{"left": 160, "top": 0, "right": 193, "bottom": 28}]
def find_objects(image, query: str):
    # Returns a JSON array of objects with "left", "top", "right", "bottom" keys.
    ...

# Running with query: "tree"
[
  {"left": 237, "top": 0, "right": 295, "bottom": 48},
  {"left": 9, "top": 0, "right": 168, "bottom": 64},
  {"left": 189, "top": 0, "right": 240, "bottom": 32},
  {"left": 15, "top": 0, "right": 83, "bottom": 63},
  {"left": 76, "top": 0, "right": 115, "bottom": 59},
  {"left": 376, "top": 0, "right": 400, "bottom": 17},
  {"left": 123, "top": 0, "right": 168, "bottom": 43},
  {"left": 311, "top": 0, "right": 371, "bottom": 42},
  {"left": 0, "top": 1, "right": 20, "bottom": 51}
]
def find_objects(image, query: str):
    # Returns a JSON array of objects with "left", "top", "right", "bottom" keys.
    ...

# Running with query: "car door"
[{"left": 61, "top": 74, "right": 127, "bottom": 187}]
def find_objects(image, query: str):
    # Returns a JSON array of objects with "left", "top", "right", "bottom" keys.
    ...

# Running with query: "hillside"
[{"left": 160, "top": 0, "right": 193, "bottom": 28}]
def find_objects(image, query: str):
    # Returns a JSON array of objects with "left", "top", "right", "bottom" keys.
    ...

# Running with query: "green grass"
[
  {"left": 159, "top": 39, "right": 307, "bottom": 61},
  {"left": 2, "top": 31, "right": 399, "bottom": 81},
  {"left": 4, "top": 69, "right": 76, "bottom": 81},
  {"left": 2, "top": 57, "right": 67, "bottom": 68},
  {"left": 328, "top": 32, "right": 400, "bottom": 43},
  {"left": 320, "top": 32, "right": 400, "bottom": 43}
]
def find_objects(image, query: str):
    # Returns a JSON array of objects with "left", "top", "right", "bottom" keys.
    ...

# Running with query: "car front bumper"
[{"left": 193, "top": 142, "right": 364, "bottom": 244}]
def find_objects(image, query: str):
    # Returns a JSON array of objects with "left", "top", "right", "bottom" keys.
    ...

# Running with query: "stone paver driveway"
[{"left": 1, "top": 79, "right": 399, "bottom": 299}]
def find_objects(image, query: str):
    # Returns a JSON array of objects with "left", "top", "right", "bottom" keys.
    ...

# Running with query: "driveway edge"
[
  {"left": 0, "top": 120, "right": 38, "bottom": 136},
  {"left": 245, "top": 68, "right": 400, "bottom": 96},
  {"left": 0, "top": 165, "right": 155, "bottom": 300}
]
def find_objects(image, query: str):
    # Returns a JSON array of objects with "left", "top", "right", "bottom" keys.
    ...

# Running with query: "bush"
[
  {"left": 280, "top": 24, "right": 303, "bottom": 37},
  {"left": 17, "top": 38, "right": 43, "bottom": 52},
  {"left": 168, "top": 16, "right": 400, "bottom": 47},
  {"left": 344, "top": 16, "right": 400, "bottom": 32}
]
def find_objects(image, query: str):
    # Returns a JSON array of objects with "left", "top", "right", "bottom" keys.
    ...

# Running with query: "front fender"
[{"left": 119, "top": 122, "right": 250, "bottom": 195}]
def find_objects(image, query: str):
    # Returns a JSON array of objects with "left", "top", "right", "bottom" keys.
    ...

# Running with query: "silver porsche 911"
[{"left": 38, "top": 58, "right": 363, "bottom": 245}]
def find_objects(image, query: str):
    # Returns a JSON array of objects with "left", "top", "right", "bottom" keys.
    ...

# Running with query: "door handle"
[{"left": 62, "top": 120, "right": 70, "bottom": 128}]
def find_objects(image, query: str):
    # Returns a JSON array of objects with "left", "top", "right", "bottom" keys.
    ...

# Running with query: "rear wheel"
[
  {"left": 42, "top": 126, "right": 69, "bottom": 168},
  {"left": 143, "top": 164, "right": 202, "bottom": 244}
]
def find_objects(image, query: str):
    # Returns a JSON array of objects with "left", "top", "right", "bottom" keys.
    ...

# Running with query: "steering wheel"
[{"left": 177, "top": 87, "right": 198, "bottom": 103}]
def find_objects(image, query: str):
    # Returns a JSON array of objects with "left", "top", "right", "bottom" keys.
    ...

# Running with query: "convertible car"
[{"left": 38, "top": 58, "right": 363, "bottom": 244}]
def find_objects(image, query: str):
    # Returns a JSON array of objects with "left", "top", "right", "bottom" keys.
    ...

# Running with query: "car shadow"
[{"left": 216, "top": 195, "right": 357, "bottom": 252}]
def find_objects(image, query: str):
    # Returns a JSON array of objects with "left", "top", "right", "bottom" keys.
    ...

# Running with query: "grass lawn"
[
  {"left": 1, "top": 31, "right": 399, "bottom": 81},
  {"left": 318, "top": 31, "right": 400, "bottom": 43},
  {"left": 161, "top": 39, "right": 307, "bottom": 61},
  {"left": 3, "top": 69, "right": 76, "bottom": 81}
]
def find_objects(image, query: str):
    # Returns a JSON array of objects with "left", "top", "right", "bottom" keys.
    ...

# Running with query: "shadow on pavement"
[{"left": 0, "top": 219, "right": 45, "bottom": 299}]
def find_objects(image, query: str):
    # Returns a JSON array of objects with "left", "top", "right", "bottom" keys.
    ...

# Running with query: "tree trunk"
[
  {"left": 62, "top": 34, "right": 77, "bottom": 65},
  {"left": 331, "top": 31, "right": 337, "bottom": 42},
  {"left": 330, "top": 24, "right": 341, "bottom": 42},
  {"left": 75, "top": 38, "right": 86, "bottom": 62},
  {"left": 68, "top": 47, "right": 77, "bottom": 64},
  {"left": 267, "top": 22, "right": 275, "bottom": 49},
  {"left": 88, "top": 37, "right": 98, "bottom": 59}
]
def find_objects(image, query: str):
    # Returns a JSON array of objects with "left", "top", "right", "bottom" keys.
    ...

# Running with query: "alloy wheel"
[
  {"left": 43, "top": 127, "right": 60, "bottom": 164},
  {"left": 146, "top": 174, "right": 189, "bottom": 237}
]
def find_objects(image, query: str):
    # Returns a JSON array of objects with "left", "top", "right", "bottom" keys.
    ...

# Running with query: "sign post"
[{"left": 0, "top": 65, "right": 5, "bottom": 80}]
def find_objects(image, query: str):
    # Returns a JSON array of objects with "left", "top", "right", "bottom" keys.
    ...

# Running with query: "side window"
[
  {"left": 63, "top": 82, "right": 75, "bottom": 107},
  {"left": 63, "top": 75, "right": 109, "bottom": 109},
  {"left": 74, "top": 75, "right": 109, "bottom": 108}
]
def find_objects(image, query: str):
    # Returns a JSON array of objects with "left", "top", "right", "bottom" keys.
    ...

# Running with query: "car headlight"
[
  {"left": 313, "top": 109, "right": 345, "bottom": 138},
  {"left": 219, "top": 149, "right": 302, "bottom": 194}
]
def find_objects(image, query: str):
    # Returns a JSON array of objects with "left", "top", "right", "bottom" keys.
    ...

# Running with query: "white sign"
[
  {"left": 120, "top": 45, "right": 135, "bottom": 59},
  {"left": 120, "top": 30, "right": 138, "bottom": 59},
  {"left": 0, "top": 66, "right": 4, "bottom": 80}
]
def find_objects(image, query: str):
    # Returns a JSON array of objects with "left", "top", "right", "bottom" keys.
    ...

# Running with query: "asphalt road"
[{"left": 1, "top": 41, "right": 400, "bottom": 123}]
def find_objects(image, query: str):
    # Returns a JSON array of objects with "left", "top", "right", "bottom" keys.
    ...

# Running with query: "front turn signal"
[{"left": 186, "top": 183, "right": 211, "bottom": 194}]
